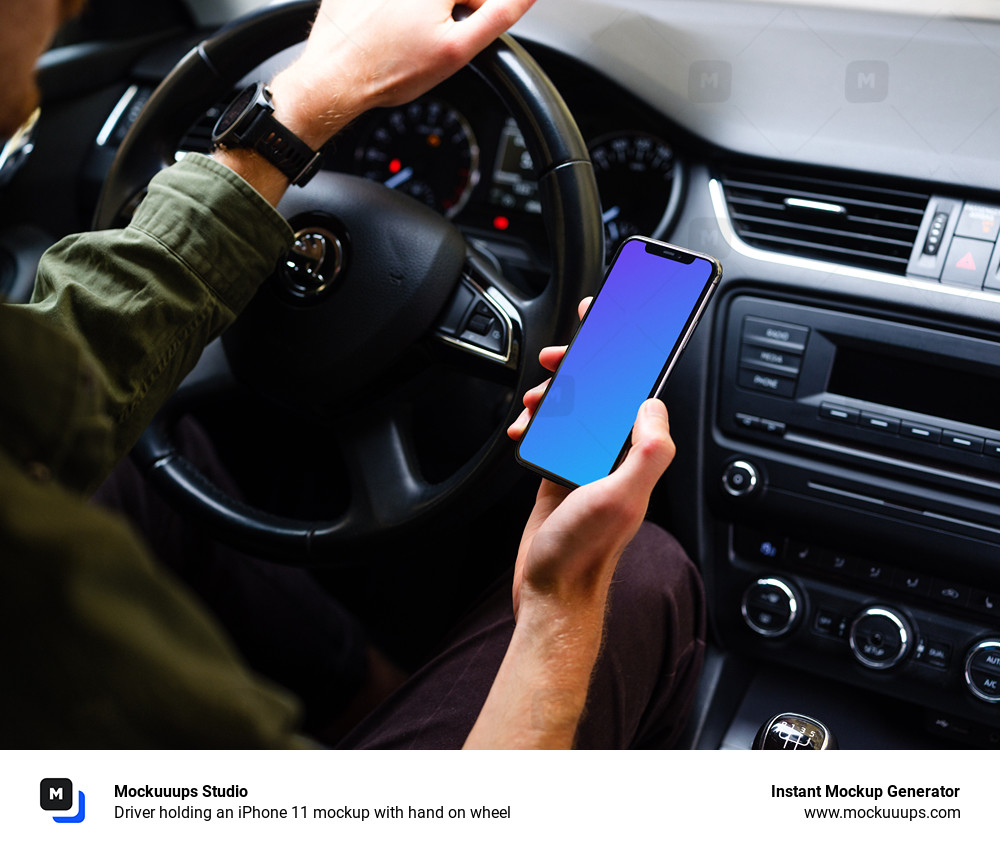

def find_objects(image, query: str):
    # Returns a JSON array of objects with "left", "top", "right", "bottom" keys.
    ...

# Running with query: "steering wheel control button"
[
  {"left": 722, "top": 460, "right": 759, "bottom": 498},
  {"left": 742, "top": 577, "right": 800, "bottom": 637},
  {"left": 964, "top": 640, "right": 1000, "bottom": 703},
  {"left": 436, "top": 278, "right": 513, "bottom": 362},
  {"left": 460, "top": 298, "right": 506, "bottom": 353},
  {"left": 849, "top": 607, "right": 911, "bottom": 670}
]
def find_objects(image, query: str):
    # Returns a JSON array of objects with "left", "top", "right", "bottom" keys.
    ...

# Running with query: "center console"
[{"left": 706, "top": 291, "right": 1000, "bottom": 746}]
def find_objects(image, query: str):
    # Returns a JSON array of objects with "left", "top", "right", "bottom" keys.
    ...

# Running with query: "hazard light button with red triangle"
[{"left": 941, "top": 237, "right": 990, "bottom": 288}]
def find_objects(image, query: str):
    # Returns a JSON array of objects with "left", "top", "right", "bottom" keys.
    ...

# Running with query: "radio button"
[
  {"left": 734, "top": 412, "right": 760, "bottom": 429},
  {"left": 743, "top": 317, "right": 810, "bottom": 350},
  {"left": 892, "top": 570, "right": 931, "bottom": 598},
  {"left": 942, "top": 430, "right": 984, "bottom": 453},
  {"left": 859, "top": 412, "right": 900, "bottom": 433},
  {"left": 900, "top": 421, "right": 941, "bottom": 443},
  {"left": 929, "top": 579, "right": 971, "bottom": 607},
  {"left": 757, "top": 418, "right": 787, "bottom": 436},
  {"left": 985, "top": 440, "right": 1000, "bottom": 459},
  {"left": 921, "top": 639, "right": 952, "bottom": 668},
  {"left": 819, "top": 402, "right": 860, "bottom": 424},
  {"left": 967, "top": 589, "right": 1000, "bottom": 619},
  {"left": 738, "top": 368, "right": 797, "bottom": 397},
  {"left": 740, "top": 344, "right": 803, "bottom": 374}
]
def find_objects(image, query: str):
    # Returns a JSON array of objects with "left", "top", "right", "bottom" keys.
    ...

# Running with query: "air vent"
[{"left": 720, "top": 166, "right": 930, "bottom": 275}]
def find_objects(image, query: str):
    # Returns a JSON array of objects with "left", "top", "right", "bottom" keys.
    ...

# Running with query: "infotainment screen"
[{"left": 827, "top": 345, "right": 1000, "bottom": 431}]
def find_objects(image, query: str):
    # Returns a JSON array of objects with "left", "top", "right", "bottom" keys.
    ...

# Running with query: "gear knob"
[{"left": 752, "top": 713, "right": 837, "bottom": 750}]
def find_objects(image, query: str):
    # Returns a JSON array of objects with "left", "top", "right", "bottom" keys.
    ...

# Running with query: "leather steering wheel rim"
[{"left": 95, "top": 0, "right": 603, "bottom": 560}]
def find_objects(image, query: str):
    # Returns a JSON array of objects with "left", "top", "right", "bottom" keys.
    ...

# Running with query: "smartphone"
[{"left": 515, "top": 236, "right": 721, "bottom": 488}]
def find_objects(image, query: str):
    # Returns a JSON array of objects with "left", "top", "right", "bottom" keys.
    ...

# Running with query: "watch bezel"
[{"left": 211, "top": 82, "right": 265, "bottom": 146}]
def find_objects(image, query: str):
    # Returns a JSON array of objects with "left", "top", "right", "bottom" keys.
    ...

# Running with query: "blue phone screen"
[{"left": 517, "top": 239, "right": 715, "bottom": 487}]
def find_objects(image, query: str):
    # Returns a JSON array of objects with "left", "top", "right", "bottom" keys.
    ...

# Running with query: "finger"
[
  {"left": 507, "top": 405, "right": 531, "bottom": 440},
  {"left": 578, "top": 296, "right": 592, "bottom": 321},
  {"left": 538, "top": 345, "right": 566, "bottom": 372},
  {"left": 449, "top": 0, "right": 537, "bottom": 56},
  {"left": 610, "top": 399, "right": 675, "bottom": 496},
  {"left": 522, "top": 377, "right": 550, "bottom": 409},
  {"left": 506, "top": 378, "right": 552, "bottom": 440}
]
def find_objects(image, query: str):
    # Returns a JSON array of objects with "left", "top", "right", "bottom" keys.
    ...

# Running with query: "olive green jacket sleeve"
[
  {"left": 27, "top": 153, "right": 293, "bottom": 492},
  {"left": 0, "top": 155, "right": 317, "bottom": 747}
]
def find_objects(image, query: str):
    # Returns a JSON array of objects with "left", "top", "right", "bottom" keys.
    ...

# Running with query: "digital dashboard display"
[{"left": 488, "top": 117, "right": 541, "bottom": 216}]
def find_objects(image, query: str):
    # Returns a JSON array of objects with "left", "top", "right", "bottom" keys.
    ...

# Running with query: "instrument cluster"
[{"left": 321, "top": 42, "right": 686, "bottom": 270}]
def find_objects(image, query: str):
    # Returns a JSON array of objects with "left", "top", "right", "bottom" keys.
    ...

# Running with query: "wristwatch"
[{"left": 212, "top": 82, "right": 323, "bottom": 187}]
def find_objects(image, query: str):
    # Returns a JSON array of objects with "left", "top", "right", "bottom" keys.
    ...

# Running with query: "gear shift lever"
[{"left": 752, "top": 713, "right": 837, "bottom": 750}]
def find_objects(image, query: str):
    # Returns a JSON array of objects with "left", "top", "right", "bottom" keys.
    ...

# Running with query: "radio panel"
[
  {"left": 709, "top": 293, "right": 1000, "bottom": 741},
  {"left": 718, "top": 296, "right": 1000, "bottom": 480}
]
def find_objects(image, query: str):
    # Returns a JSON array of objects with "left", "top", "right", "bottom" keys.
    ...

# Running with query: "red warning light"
[
  {"left": 493, "top": 215, "right": 510, "bottom": 231},
  {"left": 389, "top": 158, "right": 403, "bottom": 174}
]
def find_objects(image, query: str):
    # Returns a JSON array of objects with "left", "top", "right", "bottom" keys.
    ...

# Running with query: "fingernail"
[{"left": 641, "top": 398, "right": 668, "bottom": 420}]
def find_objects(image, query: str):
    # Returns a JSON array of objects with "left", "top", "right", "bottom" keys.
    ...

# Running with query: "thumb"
[{"left": 611, "top": 398, "right": 676, "bottom": 494}]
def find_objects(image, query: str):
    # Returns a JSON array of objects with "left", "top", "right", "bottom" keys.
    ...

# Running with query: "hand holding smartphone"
[{"left": 515, "top": 236, "right": 721, "bottom": 488}]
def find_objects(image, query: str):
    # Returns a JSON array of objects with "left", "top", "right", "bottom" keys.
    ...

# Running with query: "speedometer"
[
  {"left": 355, "top": 99, "right": 480, "bottom": 218},
  {"left": 588, "top": 132, "right": 681, "bottom": 258}
]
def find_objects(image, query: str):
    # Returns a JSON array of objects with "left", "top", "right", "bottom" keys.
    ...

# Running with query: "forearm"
[
  {"left": 464, "top": 598, "right": 609, "bottom": 749},
  {"left": 26, "top": 155, "right": 292, "bottom": 488}
]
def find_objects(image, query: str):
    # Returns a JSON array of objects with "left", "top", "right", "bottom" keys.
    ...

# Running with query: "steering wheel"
[{"left": 94, "top": 0, "right": 603, "bottom": 561}]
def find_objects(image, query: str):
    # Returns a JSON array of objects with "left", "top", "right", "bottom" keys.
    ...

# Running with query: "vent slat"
[
  {"left": 731, "top": 213, "right": 917, "bottom": 248},
  {"left": 721, "top": 166, "right": 930, "bottom": 275}
]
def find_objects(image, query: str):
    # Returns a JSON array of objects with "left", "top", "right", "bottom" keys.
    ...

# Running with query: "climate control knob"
[
  {"left": 964, "top": 639, "right": 1000, "bottom": 703},
  {"left": 741, "top": 577, "right": 801, "bottom": 637},
  {"left": 849, "top": 606, "right": 912, "bottom": 670}
]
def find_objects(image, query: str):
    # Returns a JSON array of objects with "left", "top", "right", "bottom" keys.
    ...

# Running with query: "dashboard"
[{"left": 4, "top": 0, "right": 1000, "bottom": 749}]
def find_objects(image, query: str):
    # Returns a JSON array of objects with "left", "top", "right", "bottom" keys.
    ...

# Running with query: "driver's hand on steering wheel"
[{"left": 215, "top": 0, "right": 538, "bottom": 204}]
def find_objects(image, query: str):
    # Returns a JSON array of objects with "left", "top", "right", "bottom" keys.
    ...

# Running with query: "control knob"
[
  {"left": 722, "top": 459, "right": 760, "bottom": 498},
  {"left": 964, "top": 639, "right": 1000, "bottom": 703},
  {"left": 849, "top": 606, "right": 912, "bottom": 670},
  {"left": 741, "top": 577, "right": 801, "bottom": 637}
]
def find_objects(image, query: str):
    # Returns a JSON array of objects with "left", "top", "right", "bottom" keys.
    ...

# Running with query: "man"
[{"left": 0, "top": 0, "right": 703, "bottom": 748}]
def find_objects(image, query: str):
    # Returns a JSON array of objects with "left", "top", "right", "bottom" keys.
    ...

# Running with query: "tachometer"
[
  {"left": 588, "top": 132, "right": 680, "bottom": 258},
  {"left": 355, "top": 99, "right": 480, "bottom": 218}
]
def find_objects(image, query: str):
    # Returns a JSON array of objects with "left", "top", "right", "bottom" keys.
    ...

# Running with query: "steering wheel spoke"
[
  {"left": 432, "top": 246, "right": 524, "bottom": 384},
  {"left": 335, "top": 408, "right": 427, "bottom": 531}
]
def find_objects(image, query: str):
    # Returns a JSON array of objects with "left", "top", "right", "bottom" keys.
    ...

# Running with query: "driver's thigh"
[
  {"left": 337, "top": 521, "right": 705, "bottom": 749},
  {"left": 91, "top": 416, "right": 370, "bottom": 731}
]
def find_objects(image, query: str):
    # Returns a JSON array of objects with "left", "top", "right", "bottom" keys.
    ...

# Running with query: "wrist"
[{"left": 267, "top": 64, "right": 365, "bottom": 151}]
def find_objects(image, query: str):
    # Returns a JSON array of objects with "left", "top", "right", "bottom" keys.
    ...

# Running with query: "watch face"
[{"left": 212, "top": 84, "right": 260, "bottom": 143}]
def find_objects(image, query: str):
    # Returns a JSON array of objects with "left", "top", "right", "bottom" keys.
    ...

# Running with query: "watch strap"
[{"left": 215, "top": 84, "right": 323, "bottom": 187}]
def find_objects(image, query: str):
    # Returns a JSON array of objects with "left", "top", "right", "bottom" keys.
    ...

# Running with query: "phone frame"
[{"left": 515, "top": 235, "right": 722, "bottom": 488}]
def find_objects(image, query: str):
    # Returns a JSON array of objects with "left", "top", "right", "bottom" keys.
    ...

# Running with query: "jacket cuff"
[{"left": 129, "top": 153, "right": 294, "bottom": 314}]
